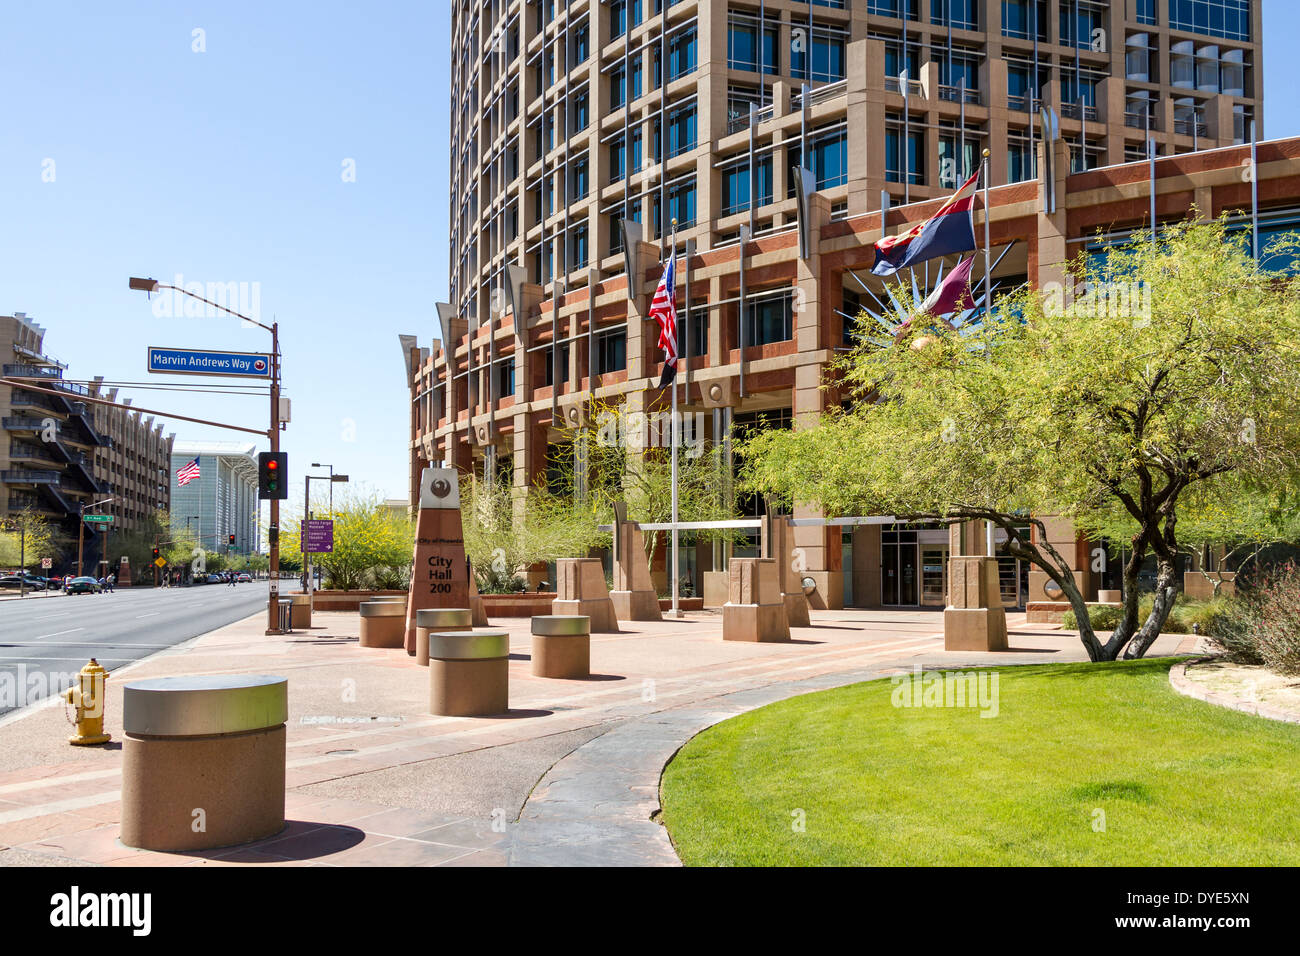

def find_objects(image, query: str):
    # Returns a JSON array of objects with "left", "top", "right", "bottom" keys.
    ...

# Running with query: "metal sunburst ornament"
[{"left": 838, "top": 243, "right": 1021, "bottom": 350}]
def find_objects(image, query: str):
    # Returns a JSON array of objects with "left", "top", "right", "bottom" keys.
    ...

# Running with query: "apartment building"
[{"left": 2, "top": 313, "right": 173, "bottom": 571}]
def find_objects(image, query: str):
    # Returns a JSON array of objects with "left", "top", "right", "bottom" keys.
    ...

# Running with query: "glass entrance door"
[
  {"left": 921, "top": 547, "right": 948, "bottom": 606},
  {"left": 881, "top": 527, "right": 919, "bottom": 606}
]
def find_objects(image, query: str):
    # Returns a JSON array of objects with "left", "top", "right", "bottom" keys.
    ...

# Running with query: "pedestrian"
[
  {"left": 106, "top": 572, "right": 115, "bottom": 593},
  {"left": 229, "top": 572, "right": 236, "bottom": 587}
]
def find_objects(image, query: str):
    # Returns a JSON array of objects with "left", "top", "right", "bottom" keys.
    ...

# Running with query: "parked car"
[
  {"left": 0, "top": 574, "right": 46, "bottom": 591},
  {"left": 65, "top": 576, "right": 102, "bottom": 595},
  {"left": 207, "top": 573, "right": 224, "bottom": 584}
]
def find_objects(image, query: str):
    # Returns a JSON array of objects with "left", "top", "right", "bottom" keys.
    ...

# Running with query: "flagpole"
[
  {"left": 981, "top": 148, "right": 995, "bottom": 560},
  {"left": 669, "top": 218, "right": 681, "bottom": 619}
]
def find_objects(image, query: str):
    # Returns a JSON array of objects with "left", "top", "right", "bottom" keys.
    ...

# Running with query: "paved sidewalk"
[{"left": 0, "top": 605, "right": 1184, "bottom": 866}]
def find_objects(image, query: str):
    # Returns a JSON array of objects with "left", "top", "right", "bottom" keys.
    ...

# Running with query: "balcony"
[
  {"left": 1173, "top": 117, "right": 1209, "bottom": 137},
  {"left": 1008, "top": 94, "right": 1042, "bottom": 113},
  {"left": 1060, "top": 102, "right": 1100, "bottom": 122},
  {"left": 0, "top": 469, "right": 61, "bottom": 485},
  {"left": 938, "top": 84, "right": 982, "bottom": 106},
  {"left": 792, "top": 80, "right": 848, "bottom": 111},
  {"left": 2, "top": 416, "right": 46, "bottom": 433},
  {"left": 886, "top": 76, "right": 926, "bottom": 98}
]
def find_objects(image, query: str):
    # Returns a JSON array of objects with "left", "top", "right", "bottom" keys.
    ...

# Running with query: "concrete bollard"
[
  {"left": 428, "top": 630, "right": 510, "bottom": 716},
  {"left": 530, "top": 615, "right": 591, "bottom": 679},
  {"left": 289, "top": 593, "right": 312, "bottom": 630},
  {"left": 415, "top": 607, "right": 472, "bottom": 666},
  {"left": 722, "top": 558, "right": 791, "bottom": 642},
  {"left": 120, "top": 674, "right": 287, "bottom": 851},
  {"left": 359, "top": 601, "right": 406, "bottom": 648},
  {"left": 943, "top": 557, "right": 1008, "bottom": 651},
  {"left": 552, "top": 558, "right": 619, "bottom": 632}
]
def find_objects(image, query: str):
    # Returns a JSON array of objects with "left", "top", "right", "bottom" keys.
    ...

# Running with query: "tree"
[
  {"left": 310, "top": 490, "right": 413, "bottom": 591},
  {"left": 547, "top": 397, "right": 743, "bottom": 574},
  {"left": 461, "top": 471, "right": 607, "bottom": 592},
  {"left": 740, "top": 217, "right": 1300, "bottom": 661},
  {"left": 0, "top": 508, "right": 54, "bottom": 572}
]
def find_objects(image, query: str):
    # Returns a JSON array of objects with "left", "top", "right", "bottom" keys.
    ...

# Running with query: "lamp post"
[
  {"left": 304, "top": 467, "right": 348, "bottom": 600},
  {"left": 129, "top": 276, "right": 284, "bottom": 633}
]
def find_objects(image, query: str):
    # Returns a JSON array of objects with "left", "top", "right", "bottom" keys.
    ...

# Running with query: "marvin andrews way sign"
[{"left": 147, "top": 347, "right": 272, "bottom": 378}]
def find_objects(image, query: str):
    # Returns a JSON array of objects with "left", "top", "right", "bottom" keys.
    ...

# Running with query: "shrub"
[
  {"left": 1062, "top": 594, "right": 1230, "bottom": 636},
  {"left": 1208, "top": 563, "right": 1300, "bottom": 674}
]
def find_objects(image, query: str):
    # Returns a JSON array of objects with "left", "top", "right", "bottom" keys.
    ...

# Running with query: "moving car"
[
  {"left": 235, "top": 573, "right": 251, "bottom": 583},
  {"left": 65, "top": 576, "right": 102, "bottom": 595}
]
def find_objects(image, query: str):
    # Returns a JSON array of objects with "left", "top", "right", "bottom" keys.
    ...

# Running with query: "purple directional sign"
[{"left": 302, "top": 519, "right": 334, "bottom": 553}]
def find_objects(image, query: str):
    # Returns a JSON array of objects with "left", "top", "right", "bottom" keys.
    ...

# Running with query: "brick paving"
[{"left": 0, "top": 606, "right": 1186, "bottom": 866}]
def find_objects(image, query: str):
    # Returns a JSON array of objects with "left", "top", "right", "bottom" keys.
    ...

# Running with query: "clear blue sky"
[{"left": 1, "top": 1, "right": 1296, "bottom": 508}]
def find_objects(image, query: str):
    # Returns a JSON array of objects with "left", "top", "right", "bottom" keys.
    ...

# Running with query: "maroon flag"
[{"left": 919, "top": 256, "right": 977, "bottom": 316}]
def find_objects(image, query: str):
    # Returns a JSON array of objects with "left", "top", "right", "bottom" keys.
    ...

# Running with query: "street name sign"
[
  {"left": 147, "top": 347, "right": 272, "bottom": 379},
  {"left": 83, "top": 514, "right": 114, "bottom": 524}
]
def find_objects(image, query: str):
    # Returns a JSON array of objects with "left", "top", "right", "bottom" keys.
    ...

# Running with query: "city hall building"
[{"left": 404, "top": 0, "right": 1285, "bottom": 610}]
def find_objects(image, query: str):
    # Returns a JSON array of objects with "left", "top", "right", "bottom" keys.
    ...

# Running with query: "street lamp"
[
  {"left": 310, "top": 462, "right": 349, "bottom": 517},
  {"left": 130, "top": 276, "right": 285, "bottom": 633}
]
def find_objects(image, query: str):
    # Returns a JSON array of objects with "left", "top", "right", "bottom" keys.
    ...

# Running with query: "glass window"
[
  {"left": 596, "top": 331, "right": 627, "bottom": 374},
  {"left": 744, "top": 293, "right": 794, "bottom": 346},
  {"left": 1169, "top": 0, "right": 1251, "bottom": 41}
]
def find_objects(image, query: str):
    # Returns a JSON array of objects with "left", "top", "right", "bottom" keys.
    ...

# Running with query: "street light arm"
[{"left": 130, "top": 279, "right": 276, "bottom": 335}]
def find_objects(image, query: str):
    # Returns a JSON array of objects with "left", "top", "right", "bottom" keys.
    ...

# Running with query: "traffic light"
[
  {"left": 152, "top": 547, "right": 160, "bottom": 560},
  {"left": 228, "top": 534, "right": 236, "bottom": 545},
  {"left": 258, "top": 452, "right": 287, "bottom": 499}
]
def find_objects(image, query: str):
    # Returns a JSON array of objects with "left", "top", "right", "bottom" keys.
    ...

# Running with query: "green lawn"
[{"left": 660, "top": 659, "right": 1300, "bottom": 866}]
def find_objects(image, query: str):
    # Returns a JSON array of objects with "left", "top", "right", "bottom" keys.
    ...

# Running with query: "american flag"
[
  {"left": 650, "top": 255, "right": 677, "bottom": 389},
  {"left": 176, "top": 457, "right": 201, "bottom": 486}
]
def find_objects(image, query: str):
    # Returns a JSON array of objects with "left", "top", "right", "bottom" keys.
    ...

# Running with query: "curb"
[{"left": 1168, "top": 657, "right": 1300, "bottom": 725}]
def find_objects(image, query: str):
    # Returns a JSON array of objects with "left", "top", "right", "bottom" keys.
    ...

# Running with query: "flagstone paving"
[{"left": 0, "top": 604, "right": 1187, "bottom": 866}]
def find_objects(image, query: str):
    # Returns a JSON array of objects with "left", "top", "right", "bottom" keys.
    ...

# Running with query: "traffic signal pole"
[{"left": 267, "top": 320, "right": 282, "bottom": 634}]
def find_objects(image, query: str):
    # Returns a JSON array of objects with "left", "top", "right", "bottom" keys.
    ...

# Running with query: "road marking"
[
  {"left": 135, "top": 612, "right": 161, "bottom": 619},
  {"left": 31, "top": 628, "right": 83, "bottom": 640},
  {"left": 0, "top": 642, "right": 172, "bottom": 648},
  {"left": 0, "top": 790, "right": 120, "bottom": 825}
]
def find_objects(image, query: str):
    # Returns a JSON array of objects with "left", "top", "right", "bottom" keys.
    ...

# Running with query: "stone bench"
[
  {"left": 359, "top": 600, "right": 406, "bottom": 648},
  {"left": 415, "top": 607, "right": 472, "bottom": 666},
  {"left": 530, "top": 615, "right": 590, "bottom": 679},
  {"left": 428, "top": 630, "right": 510, "bottom": 717},
  {"left": 120, "top": 674, "right": 287, "bottom": 852}
]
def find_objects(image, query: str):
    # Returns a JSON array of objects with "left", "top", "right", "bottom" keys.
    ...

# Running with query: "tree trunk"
[
  {"left": 1101, "top": 543, "right": 1148, "bottom": 659},
  {"left": 1123, "top": 558, "right": 1179, "bottom": 659}
]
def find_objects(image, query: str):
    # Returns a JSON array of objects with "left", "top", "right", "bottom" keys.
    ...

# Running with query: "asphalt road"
[{"left": 0, "top": 581, "right": 274, "bottom": 718}]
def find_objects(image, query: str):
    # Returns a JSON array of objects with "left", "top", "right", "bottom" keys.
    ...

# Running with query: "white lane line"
[
  {"left": 0, "top": 642, "right": 172, "bottom": 648},
  {"left": 31, "top": 628, "right": 84, "bottom": 640},
  {"left": 135, "top": 612, "right": 161, "bottom": 619}
]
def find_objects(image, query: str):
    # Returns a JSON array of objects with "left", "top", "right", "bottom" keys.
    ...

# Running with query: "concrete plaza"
[{"left": 0, "top": 607, "right": 1192, "bottom": 867}]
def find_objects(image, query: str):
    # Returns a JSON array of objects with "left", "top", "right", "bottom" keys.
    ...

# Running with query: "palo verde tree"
[
  {"left": 547, "top": 396, "right": 743, "bottom": 573},
  {"left": 741, "top": 216, "right": 1300, "bottom": 661},
  {"left": 0, "top": 507, "right": 55, "bottom": 571}
]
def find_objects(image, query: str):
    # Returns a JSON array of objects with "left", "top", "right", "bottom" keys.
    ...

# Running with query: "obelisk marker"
[{"left": 404, "top": 466, "right": 471, "bottom": 655}]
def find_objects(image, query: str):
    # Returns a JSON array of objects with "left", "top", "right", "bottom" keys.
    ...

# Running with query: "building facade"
[
  {"left": 448, "top": 0, "right": 1262, "bottom": 330},
  {"left": 409, "top": 0, "right": 1279, "bottom": 610},
  {"left": 2, "top": 313, "right": 173, "bottom": 573},
  {"left": 169, "top": 441, "right": 260, "bottom": 558}
]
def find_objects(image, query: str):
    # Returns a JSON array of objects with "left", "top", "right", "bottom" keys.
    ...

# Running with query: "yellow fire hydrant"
[{"left": 63, "top": 658, "right": 111, "bottom": 746}]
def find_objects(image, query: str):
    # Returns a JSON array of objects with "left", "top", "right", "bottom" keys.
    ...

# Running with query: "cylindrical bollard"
[
  {"left": 359, "top": 600, "right": 406, "bottom": 647},
  {"left": 530, "top": 615, "right": 591, "bottom": 679},
  {"left": 289, "top": 593, "right": 312, "bottom": 630},
  {"left": 415, "top": 608, "right": 472, "bottom": 666},
  {"left": 428, "top": 630, "right": 510, "bottom": 716},
  {"left": 120, "top": 674, "right": 288, "bottom": 851}
]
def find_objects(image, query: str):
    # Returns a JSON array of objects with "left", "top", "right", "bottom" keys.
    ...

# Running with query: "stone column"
[{"left": 944, "top": 556, "right": 1008, "bottom": 651}]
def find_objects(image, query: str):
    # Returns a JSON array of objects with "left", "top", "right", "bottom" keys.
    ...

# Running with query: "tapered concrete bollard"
[
  {"left": 120, "top": 675, "right": 287, "bottom": 851},
  {"left": 762, "top": 515, "right": 811, "bottom": 628},
  {"left": 610, "top": 514, "right": 662, "bottom": 621},
  {"left": 428, "top": 631, "right": 510, "bottom": 716},
  {"left": 723, "top": 558, "right": 791, "bottom": 642},
  {"left": 530, "top": 615, "right": 590, "bottom": 679},
  {"left": 289, "top": 593, "right": 312, "bottom": 630},
  {"left": 359, "top": 601, "right": 406, "bottom": 648},
  {"left": 415, "top": 607, "right": 472, "bottom": 666},
  {"left": 944, "top": 557, "right": 1008, "bottom": 651},
  {"left": 552, "top": 558, "right": 619, "bottom": 632}
]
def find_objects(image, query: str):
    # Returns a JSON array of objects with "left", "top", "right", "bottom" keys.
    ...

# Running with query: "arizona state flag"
[{"left": 873, "top": 169, "right": 979, "bottom": 276}]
